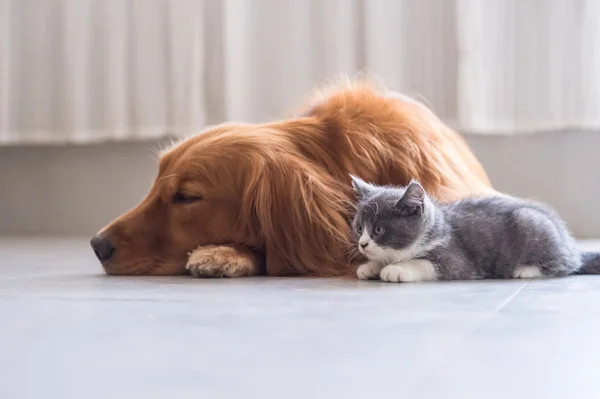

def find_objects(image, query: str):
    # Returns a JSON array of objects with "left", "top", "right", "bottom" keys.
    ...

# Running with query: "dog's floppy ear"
[{"left": 242, "top": 153, "right": 352, "bottom": 276}]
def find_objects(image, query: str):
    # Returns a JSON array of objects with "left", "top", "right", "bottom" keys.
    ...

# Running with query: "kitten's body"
[{"left": 351, "top": 177, "right": 600, "bottom": 283}]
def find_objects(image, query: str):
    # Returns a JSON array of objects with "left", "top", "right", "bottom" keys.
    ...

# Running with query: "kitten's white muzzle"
[{"left": 358, "top": 231, "right": 372, "bottom": 255}]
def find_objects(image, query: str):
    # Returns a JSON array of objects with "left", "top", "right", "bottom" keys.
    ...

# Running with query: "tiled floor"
[{"left": 2, "top": 237, "right": 600, "bottom": 399}]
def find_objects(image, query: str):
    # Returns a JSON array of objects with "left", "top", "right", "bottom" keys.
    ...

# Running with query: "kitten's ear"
[
  {"left": 350, "top": 175, "right": 377, "bottom": 199},
  {"left": 395, "top": 180, "right": 426, "bottom": 215}
]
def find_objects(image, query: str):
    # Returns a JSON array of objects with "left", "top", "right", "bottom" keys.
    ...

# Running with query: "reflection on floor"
[{"left": 2, "top": 237, "right": 600, "bottom": 399}]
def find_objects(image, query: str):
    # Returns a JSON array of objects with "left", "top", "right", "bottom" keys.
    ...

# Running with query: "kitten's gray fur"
[{"left": 351, "top": 176, "right": 600, "bottom": 281}]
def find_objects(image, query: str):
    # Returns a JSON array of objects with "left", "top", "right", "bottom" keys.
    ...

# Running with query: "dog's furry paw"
[{"left": 186, "top": 245, "right": 260, "bottom": 278}]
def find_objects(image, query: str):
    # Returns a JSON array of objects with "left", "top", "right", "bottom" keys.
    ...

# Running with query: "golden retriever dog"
[{"left": 91, "top": 79, "right": 494, "bottom": 278}]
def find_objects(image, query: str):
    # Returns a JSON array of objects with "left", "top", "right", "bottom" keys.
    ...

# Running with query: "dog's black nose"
[{"left": 90, "top": 234, "right": 116, "bottom": 263}]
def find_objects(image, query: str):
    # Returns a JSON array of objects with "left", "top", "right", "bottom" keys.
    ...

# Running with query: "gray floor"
[{"left": 2, "top": 238, "right": 600, "bottom": 399}]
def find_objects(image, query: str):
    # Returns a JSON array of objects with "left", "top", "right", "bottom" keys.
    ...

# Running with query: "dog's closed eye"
[{"left": 172, "top": 192, "right": 202, "bottom": 204}]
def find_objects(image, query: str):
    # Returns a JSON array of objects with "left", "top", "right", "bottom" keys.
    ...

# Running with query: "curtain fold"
[
  {"left": 456, "top": 0, "right": 600, "bottom": 133},
  {"left": 1, "top": 0, "right": 599, "bottom": 144}
]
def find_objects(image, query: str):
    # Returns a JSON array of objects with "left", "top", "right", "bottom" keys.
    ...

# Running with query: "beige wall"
[{"left": 1, "top": 131, "right": 599, "bottom": 237}]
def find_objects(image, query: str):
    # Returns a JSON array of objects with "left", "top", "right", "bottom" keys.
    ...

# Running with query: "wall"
[{"left": 1, "top": 131, "right": 599, "bottom": 237}]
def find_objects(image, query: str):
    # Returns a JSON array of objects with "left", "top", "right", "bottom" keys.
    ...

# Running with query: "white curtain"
[{"left": 1, "top": 0, "right": 599, "bottom": 144}]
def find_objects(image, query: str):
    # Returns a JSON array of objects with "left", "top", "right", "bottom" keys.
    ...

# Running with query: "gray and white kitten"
[{"left": 350, "top": 176, "right": 600, "bottom": 283}]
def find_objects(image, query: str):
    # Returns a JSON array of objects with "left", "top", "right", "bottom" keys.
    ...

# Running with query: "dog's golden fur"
[{"left": 96, "top": 79, "right": 494, "bottom": 277}]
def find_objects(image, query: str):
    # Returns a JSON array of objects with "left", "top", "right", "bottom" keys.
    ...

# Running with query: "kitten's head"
[{"left": 351, "top": 176, "right": 430, "bottom": 261}]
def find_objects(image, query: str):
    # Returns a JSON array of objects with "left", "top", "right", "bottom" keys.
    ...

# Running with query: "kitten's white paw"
[
  {"left": 357, "top": 261, "right": 383, "bottom": 280},
  {"left": 513, "top": 265, "right": 542, "bottom": 279},
  {"left": 380, "top": 260, "right": 437, "bottom": 283},
  {"left": 380, "top": 264, "right": 415, "bottom": 283}
]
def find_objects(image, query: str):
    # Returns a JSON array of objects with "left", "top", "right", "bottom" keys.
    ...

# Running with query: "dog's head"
[{"left": 91, "top": 120, "right": 352, "bottom": 276}]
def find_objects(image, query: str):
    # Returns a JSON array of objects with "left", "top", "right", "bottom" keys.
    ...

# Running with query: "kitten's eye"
[
  {"left": 373, "top": 226, "right": 384, "bottom": 235},
  {"left": 172, "top": 192, "right": 202, "bottom": 204},
  {"left": 356, "top": 225, "right": 363, "bottom": 234}
]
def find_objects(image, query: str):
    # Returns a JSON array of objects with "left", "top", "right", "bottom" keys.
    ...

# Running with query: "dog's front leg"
[{"left": 185, "top": 245, "right": 263, "bottom": 278}]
